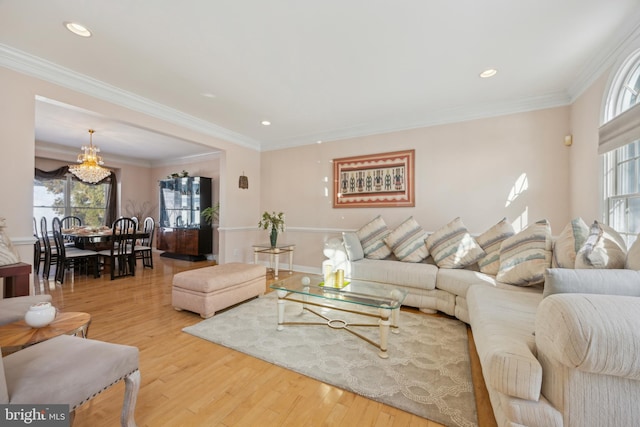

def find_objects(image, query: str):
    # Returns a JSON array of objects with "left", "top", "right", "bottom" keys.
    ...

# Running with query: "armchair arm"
[{"left": 535, "top": 293, "right": 640, "bottom": 379}]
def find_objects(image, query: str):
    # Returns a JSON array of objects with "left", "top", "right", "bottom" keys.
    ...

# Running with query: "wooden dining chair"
[
  {"left": 61, "top": 215, "right": 82, "bottom": 246},
  {"left": 98, "top": 217, "right": 137, "bottom": 280},
  {"left": 39, "top": 216, "right": 57, "bottom": 279},
  {"left": 52, "top": 217, "right": 100, "bottom": 284},
  {"left": 32, "top": 217, "right": 44, "bottom": 275},
  {"left": 134, "top": 217, "right": 155, "bottom": 269}
]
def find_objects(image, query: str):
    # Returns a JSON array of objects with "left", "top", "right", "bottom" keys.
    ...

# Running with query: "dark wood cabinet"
[{"left": 157, "top": 176, "right": 212, "bottom": 260}]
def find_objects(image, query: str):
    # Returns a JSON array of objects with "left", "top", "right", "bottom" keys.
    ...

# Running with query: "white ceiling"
[{"left": 2, "top": 0, "right": 640, "bottom": 162}]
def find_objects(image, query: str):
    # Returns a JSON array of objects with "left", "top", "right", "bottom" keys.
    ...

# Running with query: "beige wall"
[
  {"left": 568, "top": 72, "right": 609, "bottom": 222},
  {"left": 261, "top": 106, "right": 573, "bottom": 271}
]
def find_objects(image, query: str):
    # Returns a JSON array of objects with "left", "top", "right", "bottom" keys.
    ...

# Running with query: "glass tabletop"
[{"left": 269, "top": 273, "right": 407, "bottom": 309}]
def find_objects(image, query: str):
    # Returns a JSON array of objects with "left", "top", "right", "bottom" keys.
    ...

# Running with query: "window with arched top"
[{"left": 601, "top": 48, "right": 640, "bottom": 246}]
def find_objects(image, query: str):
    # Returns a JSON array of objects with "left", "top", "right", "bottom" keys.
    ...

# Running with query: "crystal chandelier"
[{"left": 69, "top": 129, "right": 111, "bottom": 184}]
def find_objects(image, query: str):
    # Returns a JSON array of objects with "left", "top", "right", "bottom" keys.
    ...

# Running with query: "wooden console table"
[{"left": 0, "top": 262, "right": 31, "bottom": 298}]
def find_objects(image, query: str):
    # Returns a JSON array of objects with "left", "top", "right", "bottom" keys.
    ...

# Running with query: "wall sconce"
[
  {"left": 239, "top": 172, "right": 248, "bottom": 189},
  {"left": 564, "top": 135, "right": 573, "bottom": 147}
]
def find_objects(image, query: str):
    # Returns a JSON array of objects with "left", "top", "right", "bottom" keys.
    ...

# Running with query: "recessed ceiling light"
[
  {"left": 201, "top": 92, "right": 216, "bottom": 98},
  {"left": 480, "top": 68, "right": 497, "bottom": 78},
  {"left": 64, "top": 21, "right": 92, "bottom": 37},
  {"left": 261, "top": 120, "right": 271, "bottom": 126},
  {"left": 316, "top": 140, "right": 322, "bottom": 144}
]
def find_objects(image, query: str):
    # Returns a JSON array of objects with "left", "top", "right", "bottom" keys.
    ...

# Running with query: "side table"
[
  {"left": 252, "top": 243, "right": 295, "bottom": 278},
  {"left": 0, "top": 262, "right": 31, "bottom": 297},
  {"left": 0, "top": 311, "right": 91, "bottom": 356}
]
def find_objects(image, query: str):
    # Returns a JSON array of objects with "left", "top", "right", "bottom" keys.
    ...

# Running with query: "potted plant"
[
  {"left": 201, "top": 203, "right": 220, "bottom": 226},
  {"left": 258, "top": 211, "right": 285, "bottom": 247}
]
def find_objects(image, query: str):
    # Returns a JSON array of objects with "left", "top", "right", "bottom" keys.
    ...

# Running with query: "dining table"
[{"left": 62, "top": 227, "right": 149, "bottom": 251}]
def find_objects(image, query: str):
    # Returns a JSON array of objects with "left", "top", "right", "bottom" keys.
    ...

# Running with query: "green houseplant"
[
  {"left": 258, "top": 211, "right": 285, "bottom": 247},
  {"left": 201, "top": 203, "right": 220, "bottom": 226}
]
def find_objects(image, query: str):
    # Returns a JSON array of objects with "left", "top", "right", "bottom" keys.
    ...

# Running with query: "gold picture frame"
[{"left": 333, "top": 149, "right": 415, "bottom": 208}]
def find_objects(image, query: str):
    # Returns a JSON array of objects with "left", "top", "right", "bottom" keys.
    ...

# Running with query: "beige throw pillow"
[
  {"left": 627, "top": 234, "right": 640, "bottom": 270},
  {"left": 552, "top": 217, "right": 589, "bottom": 268},
  {"left": 476, "top": 217, "right": 515, "bottom": 275},
  {"left": 356, "top": 216, "right": 392, "bottom": 260},
  {"left": 496, "top": 219, "right": 552, "bottom": 286},
  {"left": 575, "top": 221, "right": 627, "bottom": 269},
  {"left": 425, "top": 217, "right": 485, "bottom": 269},
  {"left": 383, "top": 217, "right": 429, "bottom": 262}
]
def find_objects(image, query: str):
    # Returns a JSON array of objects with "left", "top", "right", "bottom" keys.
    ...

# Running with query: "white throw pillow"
[
  {"left": 575, "top": 221, "right": 627, "bottom": 269},
  {"left": 627, "top": 234, "right": 640, "bottom": 270},
  {"left": 425, "top": 217, "right": 485, "bottom": 269},
  {"left": 383, "top": 217, "right": 429, "bottom": 262},
  {"left": 356, "top": 216, "right": 392, "bottom": 260},
  {"left": 342, "top": 231, "right": 364, "bottom": 261},
  {"left": 496, "top": 219, "right": 552, "bottom": 286},
  {"left": 552, "top": 217, "right": 589, "bottom": 268},
  {"left": 476, "top": 217, "right": 515, "bottom": 275}
]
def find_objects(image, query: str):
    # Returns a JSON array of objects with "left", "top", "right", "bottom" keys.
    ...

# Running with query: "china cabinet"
[{"left": 157, "top": 176, "right": 212, "bottom": 260}]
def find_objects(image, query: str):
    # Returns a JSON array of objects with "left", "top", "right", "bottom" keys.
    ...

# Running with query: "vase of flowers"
[{"left": 258, "top": 211, "right": 285, "bottom": 247}]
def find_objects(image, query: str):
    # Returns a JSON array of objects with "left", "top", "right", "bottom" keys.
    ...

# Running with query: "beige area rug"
[{"left": 183, "top": 292, "right": 478, "bottom": 427}]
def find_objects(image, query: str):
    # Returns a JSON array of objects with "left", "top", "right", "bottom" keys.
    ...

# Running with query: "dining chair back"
[
  {"left": 134, "top": 217, "right": 155, "bottom": 269},
  {"left": 52, "top": 217, "right": 100, "bottom": 284},
  {"left": 61, "top": 216, "right": 82, "bottom": 245},
  {"left": 39, "top": 216, "right": 57, "bottom": 279},
  {"left": 33, "top": 217, "right": 44, "bottom": 275},
  {"left": 98, "top": 217, "right": 137, "bottom": 280}
]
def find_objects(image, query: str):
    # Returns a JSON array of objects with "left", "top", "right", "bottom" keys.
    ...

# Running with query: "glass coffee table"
[{"left": 270, "top": 273, "right": 407, "bottom": 358}]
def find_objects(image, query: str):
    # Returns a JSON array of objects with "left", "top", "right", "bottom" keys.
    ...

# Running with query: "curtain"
[
  {"left": 598, "top": 103, "right": 640, "bottom": 154},
  {"left": 34, "top": 167, "right": 117, "bottom": 226}
]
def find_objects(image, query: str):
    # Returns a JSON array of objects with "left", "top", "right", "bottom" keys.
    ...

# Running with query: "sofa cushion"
[
  {"left": 476, "top": 217, "right": 515, "bottom": 275},
  {"left": 356, "top": 216, "right": 392, "bottom": 260},
  {"left": 575, "top": 221, "right": 627, "bottom": 269},
  {"left": 349, "top": 258, "right": 437, "bottom": 290},
  {"left": 497, "top": 219, "right": 552, "bottom": 286},
  {"left": 383, "top": 216, "right": 429, "bottom": 262},
  {"left": 542, "top": 268, "right": 640, "bottom": 298},
  {"left": 552, "top": 217, "right": 589, "bottom": 268},
  {"left": 467, "top": 285, "right": 543, "bottom": 401},
  {"left": 342, "top": 231, "right": 364, "bottom": 261},
  {"left": 436, "top": 268, "right": 497, "bottom": 298},
  {"left": 627, "top": 234, "right": 640, "bottom": 270},
  {"left": 425, "top": 217, "right": 485, "bottom": 269}
]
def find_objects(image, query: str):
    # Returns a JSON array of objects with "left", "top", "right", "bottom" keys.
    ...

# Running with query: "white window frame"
[{"left": 602, "top": 48, "right": 640, "bottom": 246}]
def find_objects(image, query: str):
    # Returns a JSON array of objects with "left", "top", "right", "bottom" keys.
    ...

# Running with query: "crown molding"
[{"left": 0, "top": 44, "right": 262, "bottom": 152}]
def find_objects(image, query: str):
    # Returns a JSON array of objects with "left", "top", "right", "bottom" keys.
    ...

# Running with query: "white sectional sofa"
[{"left": 325, "top": 215, "right": 640, "bottom": 427}]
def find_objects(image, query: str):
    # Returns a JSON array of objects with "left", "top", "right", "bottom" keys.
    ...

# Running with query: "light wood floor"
[{"left": 34, "top": 253, "right": 497, "bottom": 427}]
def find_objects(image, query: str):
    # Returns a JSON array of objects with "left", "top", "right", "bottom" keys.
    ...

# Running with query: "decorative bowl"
[{"left": 24, "top": 302, "right": 56, "bottom": 328}]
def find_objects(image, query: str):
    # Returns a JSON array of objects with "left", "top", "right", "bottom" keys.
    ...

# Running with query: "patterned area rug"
[{"left": 183, "top": 293, "right": 478, "bottom": 427}]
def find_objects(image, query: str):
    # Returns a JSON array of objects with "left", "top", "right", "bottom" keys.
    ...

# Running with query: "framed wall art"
[{"left": 333, "top": 149, "right": 415, "bottom": 208}]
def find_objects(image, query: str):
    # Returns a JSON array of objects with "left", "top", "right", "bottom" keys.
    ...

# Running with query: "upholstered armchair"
[{"left": 0, "top": 335, "right": 140, "bottom": 426}]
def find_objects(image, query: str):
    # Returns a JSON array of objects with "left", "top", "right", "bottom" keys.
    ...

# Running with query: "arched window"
[{"left": 601, "top": 49, "right": 640, "bottom": 246}]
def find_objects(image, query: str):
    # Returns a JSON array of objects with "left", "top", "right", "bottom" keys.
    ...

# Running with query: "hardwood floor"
[{"left": 34, "top": 253, "right": 497, "bottom": 427}]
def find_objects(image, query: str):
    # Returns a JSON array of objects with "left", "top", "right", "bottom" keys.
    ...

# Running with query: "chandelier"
[{"left": 69, "top": 129, "right": 111, "bottom": 184}]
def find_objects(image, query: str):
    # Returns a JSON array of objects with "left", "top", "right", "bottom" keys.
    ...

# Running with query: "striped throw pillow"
[
  {"left": 356, "top": 216, "right": 392, "bottom": 260},
  {"left": 384, "top": 217, "right": 429, "bottom": 262},
  {"left": 476, "top": 217, "right": 515, "bottom": 275},
  {"left": 552, "top": 217, "right": 589, "bottom": 268},
  {"left": 425, "top": 217, "right": 485, "bottom": 269},
  {"left": 497, "top": 219, "right": 552, "bottom": 286},
  {"left": 575, "top": 221, "right": 626, "bottom": 269}
]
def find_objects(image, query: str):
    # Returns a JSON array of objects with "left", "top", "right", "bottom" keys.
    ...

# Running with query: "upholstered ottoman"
[{"left": 172, "top": 263, "right": 266, "bottom": 318}]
